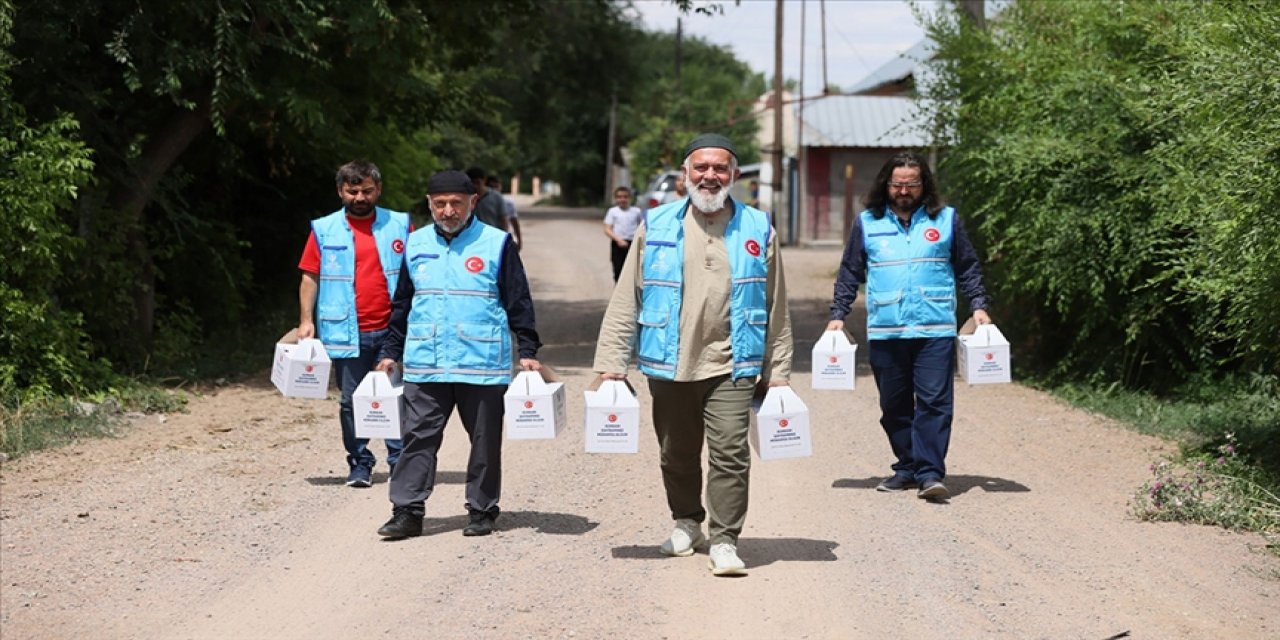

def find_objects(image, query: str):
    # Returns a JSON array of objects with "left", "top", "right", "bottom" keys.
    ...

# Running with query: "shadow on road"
[
  {"left": 305, "top": 470, "right": 469, "bottom": 487},
  {"left": 387, "top": 510, "right": 599, "bottom": 538},
  {"left": 831, "top": 475, "right": 1030, "bottom": 496},
  {"left": 610, "top": 537, "right": 839, "bottom": 567}
]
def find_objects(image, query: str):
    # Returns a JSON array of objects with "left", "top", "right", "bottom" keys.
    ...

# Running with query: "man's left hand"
[
  {"left": 973, "top": 309, "right": 993, "bottom": 325},
  {"left": 519, "top": 358, "right": 542, "bottom": 371}
]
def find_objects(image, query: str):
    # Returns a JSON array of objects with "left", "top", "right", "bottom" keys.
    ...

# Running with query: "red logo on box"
[
  {"left": 371, "top": 401, "right": 381, "bottom": 410},
  {"left": 924, "top": 228, "right": 940, "bottom": 242},
  {"left": 524, "top": 400, "right": 533, "bottom": 409},
  {"left": 608, "top": 414, "right": 618, "bottom": 422},
  {"left": 829, "top": 356, "right": 838, "bottom": 364},
  {"left": 305, "top": 365, "right": 314, "bottom": 373},
  {"left": 744, "top": 239, "right": 761, "bottom": 257},
  {"left": 465, "top": 256, "right": 485, "bottom": 273},
  {"left": 779, "top": 419, "right": 790, "bottom": 428},
  {"left": 392, "top": 239, "right": 405, "bottom": 254},
  {"left": 984, "top": 352, "right": 994, "bottom": 361}
]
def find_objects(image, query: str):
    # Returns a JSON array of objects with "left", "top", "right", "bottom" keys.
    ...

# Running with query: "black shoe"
[
  {"left": 377, "top": 509, "right": 423, "bottom": 538},
  {"left": 462, "top": 511, "right": 496, "bottom": 537},
  {"left": 876, "top": 475, "right": 918, "bottom": 492},
  {"left": 918, "top": 479, "right": 950, "bottom": 501}
]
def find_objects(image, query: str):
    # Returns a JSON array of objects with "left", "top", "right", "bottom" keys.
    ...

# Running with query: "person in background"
[
  {"left": 827, "top": 151, "right": 992, "bottom": 502},
  {"left": 593, "top": 133, "right": 793, "bottom": 576},
  {"left": 602, "top": 186, "right": 643, "bottom": 282},
  {"left": 486, "top": 175, "right": 523, "bottom": 251},
  {"left": 296, "top": 161, "right": 408, "bottom": 488},
  {"left": 466, "top": 166, "right": 509, "bottom": 233},
  {"left": 374, "top": 170, "right": 541, "bottom": 539}
]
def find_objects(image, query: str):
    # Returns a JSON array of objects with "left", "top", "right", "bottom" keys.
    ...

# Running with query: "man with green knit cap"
[{"left": 593, "top": 133, "right": 794, "bottom": 576}]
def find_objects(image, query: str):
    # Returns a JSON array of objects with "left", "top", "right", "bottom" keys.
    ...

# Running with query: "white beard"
[{"left": 689, "top": 182, "right": 730, "bottom": 214}]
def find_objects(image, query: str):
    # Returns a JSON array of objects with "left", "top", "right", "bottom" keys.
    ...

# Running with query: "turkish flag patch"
[
  {"left": 923, "top": 228, "right": 941, "bottom": 242},
  {"left": 465, "top": 256, "right": 485, "bottom": 273},
  {"left": 745, "top": 239, "right": 761, "bottom": 257},
  {"left": 392, "top": 239, "right": 405, "bottom": 254}
]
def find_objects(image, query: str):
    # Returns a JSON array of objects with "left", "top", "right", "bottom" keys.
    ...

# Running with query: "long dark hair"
[{"left": 865, "top": 152, "right": 943, "bottom": 218}]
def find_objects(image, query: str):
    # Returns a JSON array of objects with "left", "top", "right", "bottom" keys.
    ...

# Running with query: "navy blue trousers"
[{"left": 868, "top": 337, "right": 955, "bottom": 482}]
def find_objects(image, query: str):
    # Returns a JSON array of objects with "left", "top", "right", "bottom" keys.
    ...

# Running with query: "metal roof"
[
  {"left": 847, "top": 37, "right": 937, "bottom": 95},
  {"left": 799, "top": 95, "right": 932, "bottom": 148}
]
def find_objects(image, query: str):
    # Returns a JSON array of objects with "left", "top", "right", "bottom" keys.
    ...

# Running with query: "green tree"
[{"left": 921, "top": 0, "right": 1280, "bottom": 388}]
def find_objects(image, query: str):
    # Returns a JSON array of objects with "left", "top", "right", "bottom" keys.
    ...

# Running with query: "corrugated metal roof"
[
  {"left": 800, "top": 95, "right": 932, "bottom": 148},
  {"left": 847, "top": 37, "right": 937, "bottom": 95}
]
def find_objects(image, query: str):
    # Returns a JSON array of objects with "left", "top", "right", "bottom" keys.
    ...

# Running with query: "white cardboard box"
[
  {"left": 504, "top": 369, "right": 567, "bottom": 440},
  {"left": 750, "top": 386, "right": 813, "bottom": 460},
  {"left": 271, "top": 330, "right": 332, "bottom": 399},
  {"left": 583, "top": 379, "right": 640, "bottom": 454},
  {"left": 956, "top": 323, "right": 1012, "bottom": 384},
  {"left": 353, "top": 370, "right": 403, "bottom": 440},
  {"left": 811, "top": 329, "right": 858, "bottom": 390}
]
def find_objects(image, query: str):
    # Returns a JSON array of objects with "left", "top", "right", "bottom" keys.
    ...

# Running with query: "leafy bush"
[{"left": 922, "top": 1, "right": 1280, "bottom": 387}]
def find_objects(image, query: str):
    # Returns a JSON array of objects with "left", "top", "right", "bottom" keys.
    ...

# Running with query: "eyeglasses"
[{"left": 889, "top": 181, "right": 923, "bottom": 190}]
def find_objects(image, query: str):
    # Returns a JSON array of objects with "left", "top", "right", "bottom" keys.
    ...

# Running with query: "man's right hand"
[
  {"left": 826, "top": 319, "right": 844, "bottom": 332},
  {"left": 598, "top": 372, "right": 627, "bottom": 382},
  {"left": 297, "top": 321, "right": 316, "bottom": 339},
  {"left": 375, "top": 359, "right": 398, "bottom": 374}
]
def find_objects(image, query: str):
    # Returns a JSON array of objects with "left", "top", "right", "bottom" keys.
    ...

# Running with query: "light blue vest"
[
  {"left": 312, "top": 207, "right": 410, "bottom": 358},
  {"left": 402, "top": 220, "right": 512, "bottom": 385},
  {"left": 862, "top": 205, "right": 957, "bottom": 340},
  {"left": 637, "top": 198, "right": 771, "bottom": 380}
]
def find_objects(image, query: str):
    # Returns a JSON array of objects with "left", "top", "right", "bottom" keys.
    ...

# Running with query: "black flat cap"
[
  {"left": 683, "top": 133, "right": 738, "bottom": 160},
  {"left": 426, "top": 170, "right": 475, "bottom": 195}
]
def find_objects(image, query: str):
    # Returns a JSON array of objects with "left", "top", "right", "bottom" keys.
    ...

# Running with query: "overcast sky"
[{"left": 626, "top": 0, "right": 937, "bottom": 92}]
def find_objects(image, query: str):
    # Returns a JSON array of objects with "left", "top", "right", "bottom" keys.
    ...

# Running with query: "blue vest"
[
  {"left": 312, "top": 207, "right": 410, "bottom": 358},
  {"left": 637, "top": 198, "right": 771, "bottom": 380},
  {"left": 402, "top": 220, "right": 512, "bottom": 385},
  {"left": 862, "top": 205, "right": 957, "bottom": 340}
]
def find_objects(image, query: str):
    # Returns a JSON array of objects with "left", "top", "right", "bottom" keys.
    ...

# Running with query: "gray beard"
[{"left": 689, "top": 184, "right": 730, "bottom": 214}]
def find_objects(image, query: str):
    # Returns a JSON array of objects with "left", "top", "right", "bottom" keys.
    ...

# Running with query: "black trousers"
[
  {"left": 388, "top": 382, "right": 506, "bottom": 515},
  {"left": 610, "top": 240, "right": 631, "bottom": 282}
]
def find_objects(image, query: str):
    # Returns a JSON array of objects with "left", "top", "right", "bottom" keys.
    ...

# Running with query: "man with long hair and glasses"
[{"left": 827, "top": 152, "right": 992, "bottom": 502}]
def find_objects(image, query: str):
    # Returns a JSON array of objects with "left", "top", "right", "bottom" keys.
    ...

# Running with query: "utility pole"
[
  {"left": 820, "top": 0, "right": 829, "bottom": 94},
  {"left": 771, "top": 0, "right": 787, "bottom": 244},
  {"left": 960, "top": 0, "right": 985, "bottom": 30},
  {"left": 675, "top": 17, "right": 683, "bottom": 93},
  {"left": 604, "top": 90, "right": 617, "bottom": 202}
]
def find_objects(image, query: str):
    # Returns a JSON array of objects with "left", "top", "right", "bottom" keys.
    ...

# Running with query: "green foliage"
[
  {"left": 0, "top": 396, "right": 117, "bottom": 458},
  {"left": 922, "top": 0, "right": 1280, "bottom": 387}
]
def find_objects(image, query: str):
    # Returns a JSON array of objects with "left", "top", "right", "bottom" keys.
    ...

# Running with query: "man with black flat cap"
[
  {"left": 374, "top": 170, "right": 542, "bottom": 539},
  {"left": 593, "top": 133, "right": 794, "bottom": 576}
]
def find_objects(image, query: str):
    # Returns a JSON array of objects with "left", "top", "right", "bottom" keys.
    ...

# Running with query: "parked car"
[{"left": 639, "top": 169, "right": 682, "bottom": 211}]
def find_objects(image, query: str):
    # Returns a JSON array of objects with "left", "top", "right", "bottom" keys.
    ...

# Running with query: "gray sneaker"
[
  {"left": 918, "top": 479, "right": 950, "bottom": 501},
  {"left": 659, "top": 518, "right": 705, "bottom": 557}
]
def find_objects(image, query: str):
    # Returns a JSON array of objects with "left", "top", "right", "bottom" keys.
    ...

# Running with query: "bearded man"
[{"left": 592, "top": 133, "right": 794, "bottom": 577}]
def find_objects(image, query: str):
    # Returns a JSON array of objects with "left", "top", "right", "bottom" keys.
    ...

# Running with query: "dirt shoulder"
[{"left": 2, "top": 216, "right": 1277, "bottom": 640}]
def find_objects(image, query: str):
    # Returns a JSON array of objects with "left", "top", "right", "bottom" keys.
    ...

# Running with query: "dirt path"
[{"left": 2, "top": 214, "right": 1277, "bottom": 640}]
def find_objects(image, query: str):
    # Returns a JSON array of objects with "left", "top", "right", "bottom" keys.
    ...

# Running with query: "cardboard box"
[
  {"left": 811, "top": 329, "right": 858, "bottom": 391},
  {"left": 956, "top": 323, "right": 1012, "bottom": 384},
  {"left": 353, "top": 370, "right": 403, "bottom": 440},
  {"left": 750, "top": 386, "right": 813, "bottom": 460},
  {"left": 504, "top": 369, "right": 566, "bottom": 440},
  {"left": 271, "top": 330, "right": 332, "bottom": 399},
  {"left": 583, "top": 379, "right": 640, "bottom": 454}
]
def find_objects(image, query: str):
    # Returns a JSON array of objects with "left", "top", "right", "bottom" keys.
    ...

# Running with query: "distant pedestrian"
[
  {"left": 486, "top": 175, "right": 524, "bottom": 251},
  {"left": 827, "top": 152, "right": 992, "bottom": 502},
  {"left": 466, "top": 167, "right": 509, "bottom": 233},
  {"left": 374, "top": 170, "right": 542, "bottom": 539},
  {"left": 296, "top": 161, "right": 408, "bottom": 488},
  {"left": 602, "top": 186, "right": 642, "bottom": 282},
  {"left": 593, "top": 133, "right": 794, "bottom": 576}
]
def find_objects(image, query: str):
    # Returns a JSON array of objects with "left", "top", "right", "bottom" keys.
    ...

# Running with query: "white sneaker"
[
  {"left": 658, "top": 519, "right": 705, "bottom": 557},
  {"left": 708, "top": 543, "right": 747, "bottom": 576}
]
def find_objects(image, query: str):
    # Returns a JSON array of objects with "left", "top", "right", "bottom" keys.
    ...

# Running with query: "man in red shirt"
[{"left": 297, "top": 161, "right": 411, "bottom": 487}]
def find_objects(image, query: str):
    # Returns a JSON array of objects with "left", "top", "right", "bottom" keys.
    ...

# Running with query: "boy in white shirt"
[{"left": 602, "top": 186, "right": 644, "bottom": 282}]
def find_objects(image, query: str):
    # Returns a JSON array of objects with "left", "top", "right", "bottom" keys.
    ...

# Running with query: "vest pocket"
[
  {"left": 406, "top": 323, "right": 437, "bottom": 368},
  {"left": 868, "top": 289, "right": 904, "bottom": 328},
  {"left": 455, "top": 323, "right": 504, "bottom": 370},
  {"left": 637, "top": 309, "right": 669, "bottom": 364},
  {"left": 317, "top": 304, "right": 352, "bottom": 347},
  {"left": 919, "top": 286, "right": 956, "bottom": 322}
]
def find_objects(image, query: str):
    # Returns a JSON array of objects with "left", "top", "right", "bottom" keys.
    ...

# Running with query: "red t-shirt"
[{"left": 298, "top": 215, "right": 411, "bottom": 332}]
